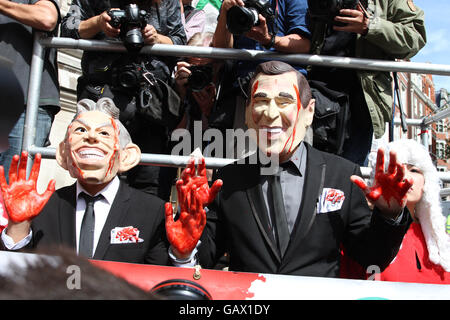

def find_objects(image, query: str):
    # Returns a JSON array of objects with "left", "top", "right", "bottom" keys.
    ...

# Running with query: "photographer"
[
  {"left": 307, "top": 0, "right": 426, "bottom": 166},
  {"left": 214, "top": 0, "right": 310, "bottom": 70},
  {"left": 173, "top": 32, "right": 236, "bottom": 155},
  {"left": 61, "top": 0, "right": 187, "bottom": 198}
]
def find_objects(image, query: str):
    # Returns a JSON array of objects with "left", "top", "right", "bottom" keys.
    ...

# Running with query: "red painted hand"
[
  {"left": 351, "top": 148, "right": 412, "bottom": 217},
  {"left": 165, "top": 157, "right": 223, "bottom": 257},
  {"left": 0, "top": 151, "right": 55, "bottom": 223}
]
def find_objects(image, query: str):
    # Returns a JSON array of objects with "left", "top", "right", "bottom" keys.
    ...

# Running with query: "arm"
[
  {"left": 245, "top": 15, "right": 310, "bottom": 53},
  {"left": 165, "top": 158, "right": 222, "bottom": 259},
  {"left": 343, "top": 154, "right": 411, "bottom": 270},
  {"left": 0, "top": 0, "right": 59, "bottom": 31},
  {"left": 346, "top": 148, "right": 413, "bottom": 270},
  {"left": 0, "top": 152, "right": 55, "bottom": 245},
  {"left": 144, "top": 202, "right": 171, "bottom": 266},
  {"left": 61, "top": 1, "right": 120, "bottom": 39},
  {"left": 212, "top": 0, "right": 243, "bottom": 48},
  {"left": 214, "top": 0, "right": 310, "bottom": 52},
  {"left": 78, "top": 11, "right": 120, "bottom": 39},
  {"left": 247, "top": 0, "right": 311, "bottom": 53}
]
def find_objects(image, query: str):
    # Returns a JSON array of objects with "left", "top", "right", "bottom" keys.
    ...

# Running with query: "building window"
[
  {"left": 436, "top": 140, "right": 446, "bottom": 159},
  {"left": 436, "top": 120, "right": 447, "bottom": 133}
]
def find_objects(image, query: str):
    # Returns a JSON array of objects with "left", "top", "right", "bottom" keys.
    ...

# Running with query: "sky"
[{"left": 411, "top": 0, "right": 450, "bottom": 91}]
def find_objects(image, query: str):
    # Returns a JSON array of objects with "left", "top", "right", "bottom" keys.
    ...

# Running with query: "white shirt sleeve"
[
  {"left": 1, "top": 228, "right": 33, "bottom": 250},
  {"left": 168, "top": 240, "right": 200, "bottom": 268}
]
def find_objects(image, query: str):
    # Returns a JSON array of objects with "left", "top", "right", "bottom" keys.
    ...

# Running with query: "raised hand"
[
  {"left": 351, "top": 148, "right": 412, "bottom": 218},
  {"left": 165, "top": 157, "right": 222, "bottom": 257},
  {"left": 0, "top": 151, "right": 55, "bottom": 223}
]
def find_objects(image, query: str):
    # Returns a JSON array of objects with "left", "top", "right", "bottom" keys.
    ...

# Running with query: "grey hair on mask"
[{"left": 70, "top": 97, "right": 132, "bottom": 149}]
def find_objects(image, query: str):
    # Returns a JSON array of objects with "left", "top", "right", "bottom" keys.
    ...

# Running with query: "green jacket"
[{"left": 310, "top": 0, "right": 427, "bottom": 138}]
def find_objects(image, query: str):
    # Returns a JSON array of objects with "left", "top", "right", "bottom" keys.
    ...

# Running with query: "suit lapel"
[
  {"left": 58, "top": 183, "right": 77, "bottom": 249},
  {"left": 245, "top": 165, "right": 281, "bottom": 264},
  {"left": 287, "top": 145, "right": 326, "bottom": 252},
  {"left": 93, "top": 182, "right": 131, "bottom": 260}
]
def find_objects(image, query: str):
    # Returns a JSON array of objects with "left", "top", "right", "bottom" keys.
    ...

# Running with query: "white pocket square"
[
  {"left": 317, "top": 188, "right": 345, "bottom": 214},
  {"left": 110, "top": 226, "right": 144, "bottom": 244}
]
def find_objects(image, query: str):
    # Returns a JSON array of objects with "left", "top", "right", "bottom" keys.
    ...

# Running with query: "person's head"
[
  {"left": 245, "top": 61, "right": 315, "bottom": 162},
  {"left": 0, "top": 246, "right": 155, "bottom": 299},
  {"left": 56, "top": 98, "right": 141, "bottom": 194},
  {"left": 185, "top": 32, "right": 217, "bottom": 67},
  {"left": 380, "top": 139, "right": 450, "bottom": 271}
]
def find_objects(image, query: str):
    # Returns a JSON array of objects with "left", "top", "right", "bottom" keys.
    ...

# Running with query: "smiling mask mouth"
[
  {"left": 261, "top": 127, "right": 283, "bottom": 134},
  {"left": 77, "top": 148, "right": 106, "bottom": 160}
]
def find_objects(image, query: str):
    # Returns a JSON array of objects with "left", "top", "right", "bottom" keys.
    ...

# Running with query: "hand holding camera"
[
  {"left": 175, "top": 60, "right": 215, "bottom": 116},
  {"left": 142, "top": 24, "right": 159, "bottom": 45},
  {"left": 307, "top": 0, "right": 369, "bottom": 34},
  {"left": 98, "top": 10, "right": 121, "bottom": 38},
  {"left": 225, "top": 0, "right": 275, "bottom": 36},
  {"left": 174, "top": 61, "right": 192, "bottom": 99},
  {"left": 244, "top": 14, "right": 274, "bottom": 48},
  {"left": 333, "top": 3, "right": 369, "bottom": 35},
  {"left": 107, "top": 4, "right": 149, "bottom": 52}
]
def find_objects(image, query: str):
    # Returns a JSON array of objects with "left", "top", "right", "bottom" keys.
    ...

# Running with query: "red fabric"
[
  {"left": 340, "top": 222, "right": 450, "bottom": 284},
  {"left": 379, "top": 222, "right": 450, "bottom": 284}
]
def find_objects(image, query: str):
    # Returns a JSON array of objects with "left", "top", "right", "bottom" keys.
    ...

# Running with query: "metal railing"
[{"left": 24, "top": 33, "right": 450, "bottom": 190}]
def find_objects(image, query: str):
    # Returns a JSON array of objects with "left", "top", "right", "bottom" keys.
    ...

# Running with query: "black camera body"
[
  {"left": 112, "top": 62, "right": 146, "bottom": 90},
  {"left": 108, "top": 4, "right": 148, "bottom": 52},
  {"left": 307, "top": 0, "right": 359, "bottom": 23},
  {"left": 187, "top": 65, "right": 213, "bottom": 92},
  {"left": 226, "top": 0, "right": 275, "bottom": 35}
]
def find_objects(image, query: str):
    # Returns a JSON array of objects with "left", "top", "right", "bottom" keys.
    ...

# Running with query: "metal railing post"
[{"left": 22, "top": 31, "right": 46, "bottom": 176}]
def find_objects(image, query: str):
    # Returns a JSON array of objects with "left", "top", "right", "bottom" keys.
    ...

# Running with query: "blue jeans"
[{"left": 0, "top": 106, "right": 57, "bottom": 180}]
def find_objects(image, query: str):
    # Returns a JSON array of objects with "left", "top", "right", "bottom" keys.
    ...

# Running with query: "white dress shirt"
[{"left": 75, "top": 176, "right": 120, "bottom": 254}]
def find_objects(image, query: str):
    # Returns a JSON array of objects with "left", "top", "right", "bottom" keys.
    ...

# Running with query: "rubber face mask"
[
  {"left": 245, "top": 72, "right": 314, "bottom": 161},
  {"left": 59, "top": 110, "right": 121, "bottom": 185}
]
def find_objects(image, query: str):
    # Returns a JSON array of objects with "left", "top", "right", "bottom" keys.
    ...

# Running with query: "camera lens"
[
  {"left": 188, "top": 66, "right": 213, "bottom": 92},
  {"left": 226, "top": 6, "right": 259, "bottom": 35},
  {"left": 123, "top": 28, "right": 144, "bottom": 52},
  {"left": 151, "top": 279, "right": 212, "bottom": 300},
  {"left": 118, "top": 69, "right": 139, "bottom": 89}
]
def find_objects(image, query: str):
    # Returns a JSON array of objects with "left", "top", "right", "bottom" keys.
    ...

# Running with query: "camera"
[
  {"left": 307, "top": 0, "right": 359, "bottom": 23},
  {"left": 112, "top": 62, "right": 146, "bottom": 90},
  {"left": 108, "top": 4, "right": 148, "bottom": 52},
  {"left": 151, "top": 279, "right": 212, "bottom": 300},
  {"left": 226, "top": 0, "right": 275, "bottom": 35},
  {"left": 187, "top": 65, "right": 213, "bottom": 92}
]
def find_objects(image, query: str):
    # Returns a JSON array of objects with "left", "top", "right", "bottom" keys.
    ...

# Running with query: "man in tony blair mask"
[
  {"left": 61, "top": 0, "right": 187, "bottom": 199},
  {"left": 307, "top": 0, "right": 426, "bottom": 166}
]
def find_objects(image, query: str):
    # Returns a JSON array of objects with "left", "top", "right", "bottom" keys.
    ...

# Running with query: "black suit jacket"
[
  {"left": 199, "top": 143, "right": 411, "bottom": 277},
  {"left": 18, "top": 181, "right": 169, "bottom": 265}
]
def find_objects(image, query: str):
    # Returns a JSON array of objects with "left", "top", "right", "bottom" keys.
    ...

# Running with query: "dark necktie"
[
  {"left": 269, "top": 173, "right": 290, "bottom": 258},
  {"left": 79, "top": 192, "right": 103, "bottom": 258}
]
